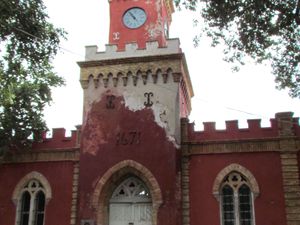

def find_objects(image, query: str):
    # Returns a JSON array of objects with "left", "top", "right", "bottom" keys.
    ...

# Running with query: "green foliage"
[
  {"left": 174, "top": 0, "right": 300, "bottom": 97},
  {"left": 0, "top": 0, "right": 66, "bottom": 152}
]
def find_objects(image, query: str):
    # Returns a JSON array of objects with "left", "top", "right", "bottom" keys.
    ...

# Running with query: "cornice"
[
  {"left": 77, "top": 53, "right": 184, "bottom": 68},
  {"left": 1, "top": 148, "right": 80, "bottom": 164},
  {"left": 181, "top": 137, "right": 300, "bottom": 155}
]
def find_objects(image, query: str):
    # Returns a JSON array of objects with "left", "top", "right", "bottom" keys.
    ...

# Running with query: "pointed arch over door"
[
  {"left": 92, "top": 160, "right": 162, "bottom": 225},
  {"left": 109, "top": 177, "right": 152, "bottom": 225}
]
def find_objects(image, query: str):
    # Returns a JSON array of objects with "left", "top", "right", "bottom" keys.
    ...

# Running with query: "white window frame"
[
  {"left": 220, "top": 172, "right": 254, "bottom": 225},
  {"left": 12, "top": 172, "right": 52, "bottom": 225},
  {"left": 212, "top": 164, "right": 260, "bottom": 225}
]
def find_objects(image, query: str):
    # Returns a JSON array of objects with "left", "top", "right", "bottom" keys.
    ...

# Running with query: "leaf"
[
  {"left": 0, "top": 0, "right": 66, "bottom": 151},
  {"left": 177, "top": 0, "right": 300, "bottom": 97}
]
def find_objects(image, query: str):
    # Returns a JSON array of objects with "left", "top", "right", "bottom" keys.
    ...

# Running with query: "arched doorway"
[{"left": 109, "top": 177, "right": 152, "bottom": 225}]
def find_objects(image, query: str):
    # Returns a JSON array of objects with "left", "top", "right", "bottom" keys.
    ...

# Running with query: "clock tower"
[
  {"left": 77, "top": 1, "right": 193, "bottom": 225},
  {"left": 108, "top": 0, "right": 174, "bottom": 49}
]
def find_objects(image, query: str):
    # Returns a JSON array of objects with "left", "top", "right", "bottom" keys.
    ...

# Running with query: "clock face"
[{"left": 123, "top": 7, "right": 147, "bottom": 29}]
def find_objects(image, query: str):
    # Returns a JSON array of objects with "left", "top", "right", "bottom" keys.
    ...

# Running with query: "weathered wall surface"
[
  {"left": 77, "top": 39, "right": 192, "bottom": 225},
  {"left": 0, "top": 161, "right": 74, "bottom": 225},
  {"left": 78, "top": 94, "right": 182, "bottom": 225},
  {"left": 82, "top": 73, "right": 180, "bottom": 146},
  {"left": 189, "top": 152, "right": 286, "bottom": 225},
  {"left": 108, "top": 0, "right": 173, "bottom": 49},
  {"left": 181, "top": 112, "right": 300, "bottom": 225}
]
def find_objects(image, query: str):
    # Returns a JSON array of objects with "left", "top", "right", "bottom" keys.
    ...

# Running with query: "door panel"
[{"left": 109, "top": 203, "right": 152, "bottom": 225}]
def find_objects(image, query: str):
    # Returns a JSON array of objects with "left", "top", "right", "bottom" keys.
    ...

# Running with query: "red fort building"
[{"left": 1, "top": 1, "right": 300, "bottom": 225}]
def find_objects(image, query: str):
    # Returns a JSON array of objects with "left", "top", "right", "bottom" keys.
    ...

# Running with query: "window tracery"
[
  {"left": 13, "top": 172, "right": 51, "bottom": 225},
  {"left": 213, "top": 165, "right": 259, "bottom": 225},
  {"left": 220, "top": 172, "right": 254, "bottom": 225},
  {"left": 110, "top": 177, "right": 151, "bottom": 203},
  {"left": 17, "top": 180, "right": 46, "bottom": 225}
]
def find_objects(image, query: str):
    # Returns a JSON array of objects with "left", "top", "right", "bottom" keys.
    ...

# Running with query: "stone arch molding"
[
  {"left": 12, "top": 171, "right": 52, "bottom": 205},
  {"left": 92, "top": 160, "right": 163, "bottom": 225},
  {"left": 212, "top": 163, "right": 260, "bottom": 201}
]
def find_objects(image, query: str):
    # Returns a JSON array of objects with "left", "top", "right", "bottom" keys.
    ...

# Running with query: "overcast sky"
[{"left": 43, "top": 0, "right": 300, "bottom": 132}]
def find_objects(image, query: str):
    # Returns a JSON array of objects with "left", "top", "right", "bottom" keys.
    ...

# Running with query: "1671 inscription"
[{"left": 116, "top": 131, "right": 141, "bottom": 145}]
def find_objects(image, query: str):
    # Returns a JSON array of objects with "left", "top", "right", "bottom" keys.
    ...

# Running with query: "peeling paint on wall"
[
  {"left": 151, "top": 102, "right": 178, "bottom": 147},
  {"left": 123, "top": 90, "right": 178, "bottom": 147},
  {"left": 145, "top": 0, "right": 163, "bottom": 40},
  {"left": 123, "top": 91, "right": 144, "bottom": 112}
]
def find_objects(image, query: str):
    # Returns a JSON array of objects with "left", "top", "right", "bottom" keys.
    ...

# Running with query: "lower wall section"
[
  {"left": 189, "top": 152, "right": 287, "bottom": 225},
  {"left": 0, "top": 161, "right": 74, "bottom": 225}
]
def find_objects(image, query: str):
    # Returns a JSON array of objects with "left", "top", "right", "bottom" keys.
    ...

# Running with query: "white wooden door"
[{"left": 109, "top": 177, "right": 152, "bottom": 225}]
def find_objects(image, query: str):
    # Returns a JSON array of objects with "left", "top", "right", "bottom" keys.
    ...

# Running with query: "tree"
[
  {"left": 174, "top": 0, "right": 300, "bottom": 98},
  {"left": 0, "top": 0, "right": 65, "bottom": 154}
]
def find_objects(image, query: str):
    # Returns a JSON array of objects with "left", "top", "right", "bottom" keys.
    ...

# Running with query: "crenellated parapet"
[
  {"left": 84, "top": 39, "right": 182, "bottom": 61},
  {"left": 182, "top": 112, "right": 300, "bottom": 142},
  {"left": 78, "top": 42, "right": 191, "bottom": 91},
  {"left": 32, "top": 127, "right": 81, "bottom": 150},
  {"left": 1, "top": 127, "right": 81, "bottom": 164},
  {"left": 78, "top": 39, "right": 194, "bottom": 115}
]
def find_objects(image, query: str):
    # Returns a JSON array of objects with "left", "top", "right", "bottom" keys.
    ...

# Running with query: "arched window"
[
  {"left": 34, "top": 191, "right": 46, "bottom": 225},
  {"left": 220, "top": 172, "right": 254, "bottom": 225},
  {"left": 12, "top": 172, "right": 52, "bottom": 225},
  {"left": 17, "top": 180, "right": 46, "bottom": 225},
  {"left": 20, "top": 192, "right": 31, "bottom": 225},
  {"left": 212, "top": 164, "right": 259, "bottom": 225}
]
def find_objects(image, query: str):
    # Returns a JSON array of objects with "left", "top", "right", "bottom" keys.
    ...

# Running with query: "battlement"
[
  {"left": 182, "top": 112, "right": 300, "bottom": 142},
  {"left": 78, "top": 38, "right": 194, "bottom": 105},
  {"left": 30, "top": 113, "right": 300, "bottom": 150},
  {"left": 32, "top": 127, "right": 81, "bottom": 150},
  {"left": 85, "top": 39, "right": 182, "bottom": 61}
]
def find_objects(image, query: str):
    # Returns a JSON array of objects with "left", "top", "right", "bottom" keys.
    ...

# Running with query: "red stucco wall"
[
  {"left": 0, "top": 161, "right": 74, "bottom": 225},
  {"left": 108, "top": 0, "right": 169, "bottom": 49},
  {"left": 79, "top": 96, "right": 181, "bottom": 225},
  {"left": 189, "top": 152, "right": 287, "bottom": 225}
]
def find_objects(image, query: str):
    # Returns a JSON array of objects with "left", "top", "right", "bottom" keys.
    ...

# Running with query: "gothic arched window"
[
  {"left": 12, "top": 172, "right": 52, "bottom": 225},
  {"left": 212, "top": 164, "right": 259, "bottom": 225},
  {"left": 220, "top": 172, "right": 254, "bottom": 225},
  {"left": 18, "top": 180, "right": 46, "bottom": 225}
]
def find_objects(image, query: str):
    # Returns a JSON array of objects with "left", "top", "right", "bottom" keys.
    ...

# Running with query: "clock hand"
[{"left": 129, "top": 12, "right": 137, "bottom": 20}]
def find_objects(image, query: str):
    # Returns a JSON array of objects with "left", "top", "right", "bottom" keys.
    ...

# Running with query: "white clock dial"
[{"left": 123, "top": 7, "right": 147, "bottom": 29}]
